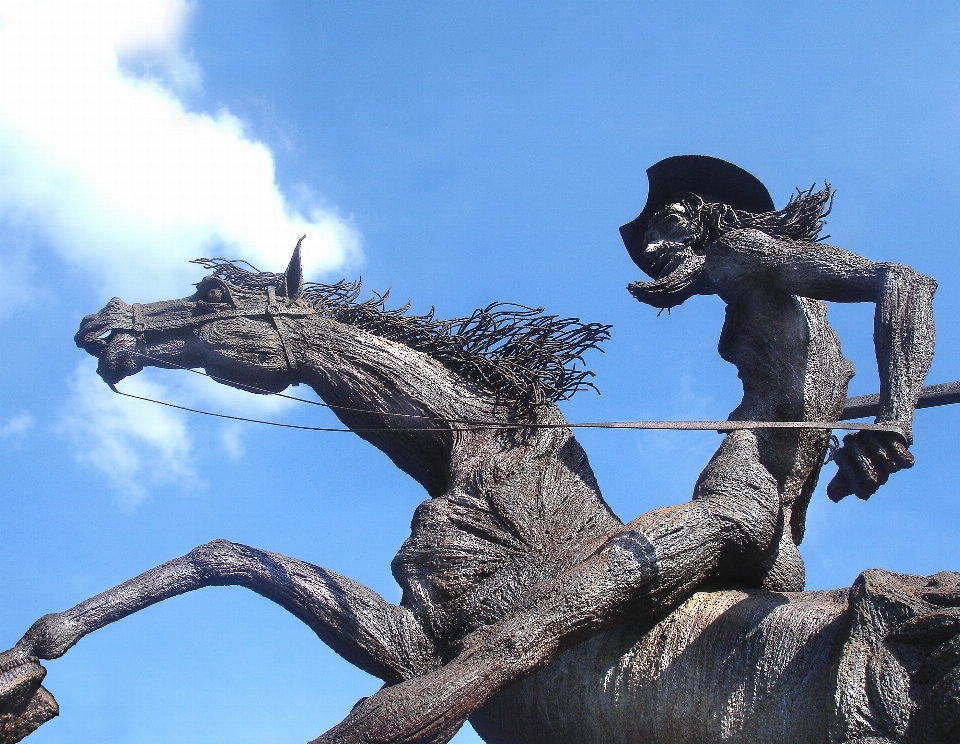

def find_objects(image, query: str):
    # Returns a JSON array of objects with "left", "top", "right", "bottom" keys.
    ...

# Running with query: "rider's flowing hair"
[{"left": 677, "top": 185, "right": 834, "bottom": 253}]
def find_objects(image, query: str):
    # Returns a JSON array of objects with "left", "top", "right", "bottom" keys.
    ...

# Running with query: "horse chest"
[{"left": 392, "top": 432, "right": 621, "bottom": 646}]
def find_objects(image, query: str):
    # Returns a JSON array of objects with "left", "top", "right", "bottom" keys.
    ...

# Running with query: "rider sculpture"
[{"left": 0, "top": 156, "right": 951, "bottom": 744}]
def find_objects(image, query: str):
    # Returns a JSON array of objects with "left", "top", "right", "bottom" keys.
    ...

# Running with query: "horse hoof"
[{"left": 0, "top": 659, "right": 45, "bottom": 718}]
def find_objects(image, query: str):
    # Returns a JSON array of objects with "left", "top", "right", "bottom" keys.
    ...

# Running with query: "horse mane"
[{"left": 192, "top": 258, "right": 611, "bottom": 407}]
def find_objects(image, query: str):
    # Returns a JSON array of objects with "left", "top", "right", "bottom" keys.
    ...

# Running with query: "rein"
[
  {"left": 110, "top": 352, "right": 906, "bottom": 436},
  {"left": 100, "top": 294, "right": 948, "bottom": 436},
  {"left": 125, "top": 299, "right": 315, "bottom": 334}
]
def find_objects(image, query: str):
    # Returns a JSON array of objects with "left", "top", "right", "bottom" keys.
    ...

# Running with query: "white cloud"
[
  {"left": 0, "top": 0, "right": 361, "bottom": 496},
  {"left": 0, "top": 0, "right": 360, "bottom": 302},
  {"left": 61, "top": 362, "right": 312, "bottom": 498},
  {"left": 219, "top": 423, "right": 245, "bottom": 462},
  {"left": 0, "top": 412, "right": 36, "bottom": 443},
  {"left": 0, "top": 243, "right": 34, "bottom": 315},
  {"left": 155, "top": 368, "right": 317, "bottom": 464},
  {"left": 63, "top": 364, "right": 195, "bottom": 502}
]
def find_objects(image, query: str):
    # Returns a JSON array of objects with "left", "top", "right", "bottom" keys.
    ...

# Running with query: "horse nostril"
[{"left": 76, "top": 323, "right": 106, "bottom": 354}]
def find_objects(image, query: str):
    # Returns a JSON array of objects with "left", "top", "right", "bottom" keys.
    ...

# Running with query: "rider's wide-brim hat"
[{"left": 620, "top": 155, "right": 775, "bottom": 277}]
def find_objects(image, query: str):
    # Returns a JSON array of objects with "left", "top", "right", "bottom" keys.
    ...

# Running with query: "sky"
[{"left": 1, "top": 2, "right": 958, "bottom": 742}]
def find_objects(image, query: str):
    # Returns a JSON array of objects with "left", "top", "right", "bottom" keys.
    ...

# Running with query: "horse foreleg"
[{"left": 2, "top": 540, "right": 438, "bottom": 688}]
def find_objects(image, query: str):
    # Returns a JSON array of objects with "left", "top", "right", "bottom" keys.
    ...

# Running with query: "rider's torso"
[{"left": 705, "top": 230, "right": 855, "bottom": 541}]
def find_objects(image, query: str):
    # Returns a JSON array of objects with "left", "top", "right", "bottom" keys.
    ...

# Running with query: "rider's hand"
[{"left": 826, "top": 429, "right": 914, "bottom": 502}]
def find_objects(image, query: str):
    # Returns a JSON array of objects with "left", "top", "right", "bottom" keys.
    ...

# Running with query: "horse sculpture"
[{"left": 0, "top": 222, "right": 957, "bottom": 743}]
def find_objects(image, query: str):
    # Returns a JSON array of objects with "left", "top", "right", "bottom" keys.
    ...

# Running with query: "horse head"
[
  {"left": 76, "top": 246, "right": 611, "bottom": 495},
  {"left": 76, "top": 240, "right": 611, "bottom": 411},
  {"left": 75, "top": 240, "right": 308, "bottom": 394}
]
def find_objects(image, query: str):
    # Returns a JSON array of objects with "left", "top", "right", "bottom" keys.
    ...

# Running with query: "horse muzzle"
[
  {"left": 96, "top": 332, "right": 143, "bottom": 384},
  {"left": 75, "top": 298, "right": 144, "bottom": 384}
]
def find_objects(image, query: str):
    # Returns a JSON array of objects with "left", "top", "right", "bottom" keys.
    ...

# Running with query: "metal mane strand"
[{"left": 192, "top": 258, "right": 611, "bottom": 407}]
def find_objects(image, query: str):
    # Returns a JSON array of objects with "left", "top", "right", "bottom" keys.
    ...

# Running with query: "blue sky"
[{"left": 1, "top": 2, "right": 958, "bottom": 742}]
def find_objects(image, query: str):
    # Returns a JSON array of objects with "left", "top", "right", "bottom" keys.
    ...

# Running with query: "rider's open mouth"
[{"left": 654, "top": 253, "right": 685, "bottom": 280}]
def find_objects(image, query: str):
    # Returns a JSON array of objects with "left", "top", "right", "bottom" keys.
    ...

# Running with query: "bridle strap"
[
  {"left": 267, "top": 286, "right": 299, "bottom": 371},
  {"left": 132, "top": 303, "right": 146, "bottom": 333},
  {"left": 119, "top": 287, "right": 314, "bottom": 373},
  {"left": 113, "top": 304, "right": 315, "bottom": 333},
  {"left": 271, "top": 315, "right": 299, "bottom": 371}
]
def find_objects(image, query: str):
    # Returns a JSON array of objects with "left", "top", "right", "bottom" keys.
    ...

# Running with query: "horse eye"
[{"left": 207, "top": 288, "right": 224, "bottom": 302}]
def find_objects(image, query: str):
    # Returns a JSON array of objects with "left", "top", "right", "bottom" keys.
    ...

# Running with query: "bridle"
[{"left": 104, "top": 283, "right": 315, "bottom": 372}]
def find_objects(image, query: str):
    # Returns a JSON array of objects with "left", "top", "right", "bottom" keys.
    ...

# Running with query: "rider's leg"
[
  {"left": 4, "top": 540, "right": 438, "bottom": 685},
  {"left": 310, "top": 430, "right": 783, "bottom": 744}
]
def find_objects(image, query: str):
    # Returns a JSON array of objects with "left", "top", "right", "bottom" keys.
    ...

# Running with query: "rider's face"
[{"left": 642, "top": 204, "right": 697, "bottom": 279}]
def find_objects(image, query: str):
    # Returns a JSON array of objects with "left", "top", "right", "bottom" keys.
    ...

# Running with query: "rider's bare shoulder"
[
  {"left": 702, "top": 229, "right": 791, "bottom": 294},
  {"left": 708, "top": 227, "right": 792, "bottom": 259}
]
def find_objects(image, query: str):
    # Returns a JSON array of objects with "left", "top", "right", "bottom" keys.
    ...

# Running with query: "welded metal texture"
[{"left": 0, "top": 161, "right": 955, "bottom": 744}]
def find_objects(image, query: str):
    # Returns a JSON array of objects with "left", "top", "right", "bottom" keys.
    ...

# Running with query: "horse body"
[{"left": 394, "top": 407, "right": 621, "bottom": 648}]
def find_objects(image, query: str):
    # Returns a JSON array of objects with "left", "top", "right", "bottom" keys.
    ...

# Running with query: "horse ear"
[{"left": 285, "top": 236, "right": 305, "bottom": 300}]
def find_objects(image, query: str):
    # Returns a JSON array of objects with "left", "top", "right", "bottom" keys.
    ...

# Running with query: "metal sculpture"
[{"left": 0, "top": 156, "right": 955, "bottom": 744}]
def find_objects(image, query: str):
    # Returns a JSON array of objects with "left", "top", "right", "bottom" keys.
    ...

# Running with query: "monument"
[{"left": 1, "top": 156, "right": 956, "bottom": 743}]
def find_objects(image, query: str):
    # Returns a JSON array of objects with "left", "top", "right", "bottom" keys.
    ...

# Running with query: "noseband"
[{"left": 114, "top": 285, "right": 315, "bottom": 372}]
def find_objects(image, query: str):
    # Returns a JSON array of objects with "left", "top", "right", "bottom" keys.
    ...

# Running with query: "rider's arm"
[
  {"left": 707, "top": 229, "right": 937, "bottom": 500},
  {"left": 709, "top": 229, "right": 936, "bottom": 441}
]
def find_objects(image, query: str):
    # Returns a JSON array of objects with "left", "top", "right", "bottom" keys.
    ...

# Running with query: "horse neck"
[{"left": 294, "top": 315, "right": 506, "bottom": 496}]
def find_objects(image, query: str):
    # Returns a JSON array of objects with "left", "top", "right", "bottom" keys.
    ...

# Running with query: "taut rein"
[
  {"left": 110, "top": 352, "right": 908, "bottom": 436},
  {"left": 100, "top": 290, "right": 958, "bottom": 437}
]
